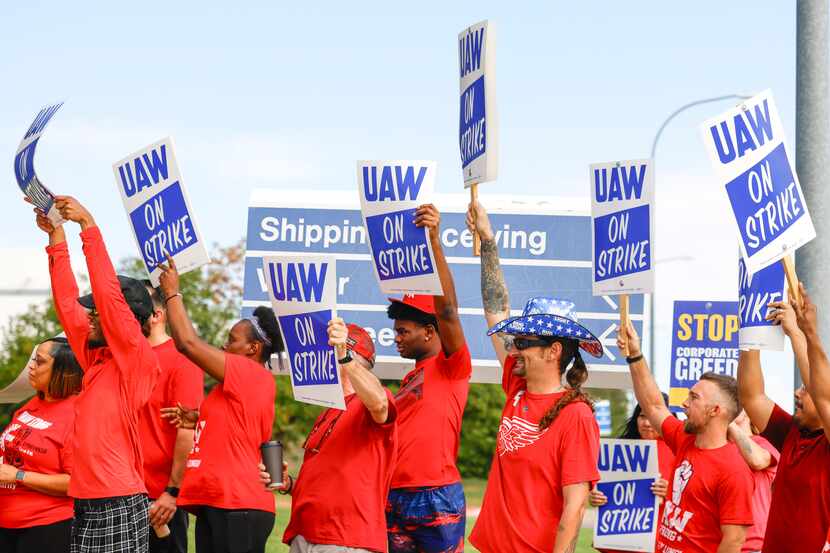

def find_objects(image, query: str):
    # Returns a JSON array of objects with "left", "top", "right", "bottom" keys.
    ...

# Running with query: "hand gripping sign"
[
  {"left": 700, "top": 90, "right": 815, "bottom": 292},
  {"left": 14, "top": 103, "right": 65, "bottom": 226},
  {"left": 738, "top": 257, "right": 785, "bottom": 351},
  {"left": 594, "top": 438, "right": 661, "bottom": 552},
  {"left": 263, "top": 254, "right": 345, "bottom": 410},
  {"left": 669, "top": 301, "right": 739, "bottom": 411},
  {"left": 458, "top": 20, "right": 498, "bottom": 188},
  {"left": 112, "top": 137, "right": 210, "bottom": 286},
  {"left": 358, "top": 161, "right": 443, "bottom": 296}
]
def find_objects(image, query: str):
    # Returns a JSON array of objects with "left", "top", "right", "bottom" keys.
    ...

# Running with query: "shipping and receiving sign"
[
  {"left": 594, "top": 438, "right": 660, "bottom": 552},
  {"left": 458, "top": 20, "right": 498, "bottom": 186},
  {"left": 700, "top": 90, "right": 815, "bottom": 275},
  {"left": 669, "top": 301, "right": 739, "bottom": 411},
  {"left": 14, "top": 103, "right": 65, "bottom": 226},
  {"left": 243, "top": 190, "right": 649, "bottom": 386},
  {"left": 263, "top": 254, "right": 345, "bottom": 410},
  {"left": 358, "top": 161, "right": 442, "bottom": 296},
  {"left": 112, "top": 137, "right": 210, "bottom": 286},
  {"left": 591, "top": 160, "right": 654, "bottom": 295},
  {"left": 738, "top": 257, "right": 785, "bottom": 351}
]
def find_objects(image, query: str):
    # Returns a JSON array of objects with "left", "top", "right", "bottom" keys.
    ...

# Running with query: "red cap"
[
  {"left": 387, "top": 294, "right": 436, "bottom": 316},
  {"left": 346, "top": 323, "right": 376, "bottom": 366}
]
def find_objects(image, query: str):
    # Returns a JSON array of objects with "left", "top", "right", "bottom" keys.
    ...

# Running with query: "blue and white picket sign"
[
  {"left": 590, "top": 160, "right": 654, "bottom": 296},
  {"left": 738, "top": 257, "right": 785, "bottom": 351},
  {"left": 594, "top": 438, "right": 660, "bottom": 552},
  {"left": 358, "top": 160, "right": 443, "bottom": 296},
  {"left": 669, "top": 300, "right": 739, "bottom": 411},
  {"left": 112, "top": 137, "right": 210, "bottom": 286},
  {"left": 700, "top": 90, "right": 815, "bottom": 276},
  {"left": 14, "top": 103, "right": 65, "bottom": 226},
  {"left": 263, "top": 254, "right": 345, "bottom": 410},
  {"left": 595, "top": 399, "right": 613, "bottom": 436},
  {"left": 243, "top": 189, "right": 650, "bottom": 386},
  {"left": 458, "top": 20, "right": 498, "bottom": 187}
]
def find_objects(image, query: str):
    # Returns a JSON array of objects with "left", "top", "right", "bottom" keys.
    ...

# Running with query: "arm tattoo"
[
  {"left": 735, "top": 432, "right": 757, "bottom": 461},
  {"left": 480, "top": 238, "right": 509, "bottom": 315}
]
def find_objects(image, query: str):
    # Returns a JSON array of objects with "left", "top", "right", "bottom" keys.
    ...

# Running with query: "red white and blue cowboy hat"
[{"left": 487, "top": 297, "right": 603, "bottom": 358}]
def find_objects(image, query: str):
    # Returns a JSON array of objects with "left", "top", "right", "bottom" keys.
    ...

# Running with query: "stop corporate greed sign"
[
  {"left": 738, "top": 257, "right": 785, "bottom": 350},
  {"left": 263, "top": 254, "right": 345, "bottom": 410},
  {"left": 669, "top": 301, "right": 739, "bottom": 411},
  {"left": 594, "top": 438, "right": 660, "bottom": 552},
  {"left": 591, "top": 159, "right": 654, "bottom": 295},
  {"left": 14, "top": 103, "right": 65, "bottom": 226},
  {"left": 358, "top": 161, "right": 443, "bottom": 296},
  {"left": 458, "top": 20, "right": 498, "bottom": 186},
  {"left": 700, "top": 90, "right": 815, "bottom": 275},
  {"left": 113, "top": 137, "right": 209, "bottom": 286}
]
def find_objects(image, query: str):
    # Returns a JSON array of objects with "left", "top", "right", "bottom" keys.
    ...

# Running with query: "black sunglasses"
[{"left": 509, "top": 337, "right": 554, "bottom": 351}]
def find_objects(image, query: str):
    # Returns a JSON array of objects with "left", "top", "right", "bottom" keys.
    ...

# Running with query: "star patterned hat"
[{"left": 486, "top": 297, "right": 603, "bottom": 358}]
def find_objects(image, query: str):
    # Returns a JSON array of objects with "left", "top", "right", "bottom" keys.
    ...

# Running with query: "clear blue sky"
[
  {"left": 0, "top": 1, "right": 795, "bottom": 257},
  {"left": 0, "top": 2, "right": 801, "bottom": 401}
]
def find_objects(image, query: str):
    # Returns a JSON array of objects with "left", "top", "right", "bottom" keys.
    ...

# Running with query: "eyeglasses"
[
  {"left": 302, "top": 396, "right": 355, "bottom": 454},
  {"left": 507, "top": 337, "right": 554, "bottom": 351}
]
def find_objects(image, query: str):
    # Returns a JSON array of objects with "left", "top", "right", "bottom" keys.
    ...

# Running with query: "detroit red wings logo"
[{"left": 497, "top": 415, "right": 548, "bottom": 456}]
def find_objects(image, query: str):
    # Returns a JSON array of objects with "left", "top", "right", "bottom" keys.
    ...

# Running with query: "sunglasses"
[{"left": 507, "top": 337, "right": 554, "bottom": 351}]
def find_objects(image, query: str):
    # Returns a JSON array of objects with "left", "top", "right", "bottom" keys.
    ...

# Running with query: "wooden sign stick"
[
  {"left": 619, "top": 293, "right": 630, "bottom": 357},
  {"left": 781, "top": 254, "right": 801, "bottom": 307},
  {"left": 471, "top": 183, "right": 481, "bottom": 256}
]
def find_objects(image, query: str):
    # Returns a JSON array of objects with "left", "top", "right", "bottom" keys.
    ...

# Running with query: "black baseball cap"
[{"left": 77, "top": 275, "right": 154, "bottom": 323}]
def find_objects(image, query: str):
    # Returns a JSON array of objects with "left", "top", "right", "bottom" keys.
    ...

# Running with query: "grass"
[{"left": 184, "top": 479, "right": 597, "bottom": 552}]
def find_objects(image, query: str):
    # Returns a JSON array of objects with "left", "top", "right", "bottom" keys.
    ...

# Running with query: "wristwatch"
[
  {"left": 15, "top": 470, "right": 25, "bottom": 483},
  {"left": 164, "top": 486, "right": 180, "bottom": 498},
  {"left": 338, "top": 353, "right": 353, "bottom": 365}
]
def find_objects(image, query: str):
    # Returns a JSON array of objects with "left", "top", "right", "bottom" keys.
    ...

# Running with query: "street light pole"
[{"left": 649, "top": 94, "right": 750, "bottom": 372}]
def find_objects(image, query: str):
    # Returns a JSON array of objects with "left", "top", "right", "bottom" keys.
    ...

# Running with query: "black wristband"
[
  {"left": 626, "top": 354, "right": 644, "bottom": 364},
  {"left": 277, "top": 475, "right": 293, "bottom": 495},
  {"left": 164, "top": 486, "right": 180, "bottom": 498},
  {"left": 338, "top": 354, "right": 353, "bottom": 365}
]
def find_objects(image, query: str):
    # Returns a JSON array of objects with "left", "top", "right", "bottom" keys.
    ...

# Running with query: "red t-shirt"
[
  {"left": 469, "top": 356, "right": 600, "bottom": 553},
  {"left": 760, "top": 404, "right": 830, "bottom": 553},
  {"left": 390, "top": 344, "right": 471, "bottom": 488},
  {"left": 657, "top": 417, "right": 754, "bottom": 553},
  {"left": 177, "top": 353, "right": 276, "bottom": 513},
  {"left": 596, "top": 438, "right": 675, "bottom": 553},
  {"left": 48, "top": 227, "right": 160, "bottom": 499},
  {"left": 0, "top": 396, "right": 76, "bottom": 528},
  {"left": 283, "top": 390, "right": 398, "bottom": 552},
  {"left": 139, "top": 339, "right": 204, "bottom": 499},
  {"left": 742, "top": 436, "right": 778, "bottom": 553}
]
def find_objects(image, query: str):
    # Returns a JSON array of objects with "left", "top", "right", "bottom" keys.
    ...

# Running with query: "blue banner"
[
  {"left": 279, "top": 309, "right": 337, "bottom": 387},
  {"left": 669, "top": 301, "right": 739, "bottom": 410},
  {"left": 459, "top": 76, "right": 486, "bottom": 168},
  {"left": 738, "top": 259, "right": 784, "bottom": 329},
  {"left": 593, "top": 204, "right": 651, "bottom": 282},
  {"left": 596, "top": 478, "right": 657, "bottom": 536},
  {"left": 365, "top": 208, "right": 434, "bottom": 280},
  {"left": 128, "top": 181, "right": 198, "bottom": 269}
]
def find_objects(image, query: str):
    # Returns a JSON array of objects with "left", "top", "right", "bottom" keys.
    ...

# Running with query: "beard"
[
  {"left": 683, "top": 418, "right": 701, "bottom": 434},
  {"left": 87, "top": 336, "right": 106, "bottom": 348}
]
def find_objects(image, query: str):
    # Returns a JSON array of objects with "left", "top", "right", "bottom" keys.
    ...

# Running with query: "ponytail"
[{"left": 538, "top": 339, "right": 593, "bottom": 431}]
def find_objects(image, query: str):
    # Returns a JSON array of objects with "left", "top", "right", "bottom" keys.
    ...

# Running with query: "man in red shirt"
[
  {"left": 282, "top": 318, "right": 397, "bottom": 553},
  {"left": 37, "top": 196, "right": 160, "bottom": 553},
  {"left": 466, "top": 201, "right": 601, "bottom": 553},
  {"left": 738, "top": 294, "right": 830, "bottom": 553},
  {"left": 618, "top": 321, "right": 754, "bottom": 553},
  {"left": 385, "top": 204, "right": 471, "bottom": 553},
  {"left": 139, "top": 283, "right": 204, "bottom": 553}
]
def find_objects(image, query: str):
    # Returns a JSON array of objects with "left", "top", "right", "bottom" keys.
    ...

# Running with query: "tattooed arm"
[
  {"left": 467, "top": 200, "right": 511, "bottom": 366},
  {"left": 727, "top": 419, "right": 772, "bottom": 471},
  {"left": 554, "top": 482, "right": 589, "bottom": 553}
]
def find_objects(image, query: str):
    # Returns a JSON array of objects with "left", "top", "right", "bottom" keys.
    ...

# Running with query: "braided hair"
[{"left": 537, "top": 337, "right": 593, "bottom": 431}]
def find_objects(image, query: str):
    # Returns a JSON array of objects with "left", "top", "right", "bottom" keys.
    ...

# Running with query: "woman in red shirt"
[
  {"left": 0, "top": 337, "right": 82, "bottom": 553},
  {"left": 158, "top": 257, "right": 281, "bottom": 553},
  {"left": 589, "top": 395, "right": 675, "bottom": 553}
]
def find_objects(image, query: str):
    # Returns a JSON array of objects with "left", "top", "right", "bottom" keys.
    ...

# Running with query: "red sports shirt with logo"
[
  {"left": 284, "top": 390, "right": 398, "bottom": 552},
  {"left": 138, "top": 339, "right": 204, "bottom": 499},
  {"left": 657, "top": 417, "right": 754, "bottom": 553},
  {"left": 390, "top": 344, "right": 471, "bottom": 488},
  {"left": 760, "top": 404, "right": 830, "bottom": 553},
  {"left": 469, "top": 355, "right": 600, "bottom": 553},
  {"left": 0, "top": 396, "right": 76, "bottom": 528},
  {"left": 177, "top": 353, "right": 275, "bottom": 513},
  {"left": 48, "top": 227, "right": 159, "bottom": 499}
]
